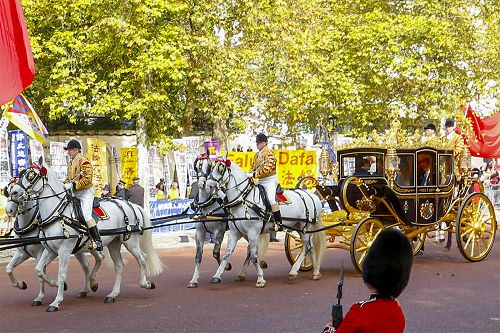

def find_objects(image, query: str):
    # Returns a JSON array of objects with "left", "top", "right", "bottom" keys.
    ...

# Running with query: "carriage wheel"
[
  {"left": 456, "top": 193, "right": 497, "bottom": 262},
  {"left": 409, "top": 232, "right": 426, "bottom": 256},
  {"left": 296, "top": 176, "right": 324, "bottom": 200},
  {"left": 350, "top": 217, "right": 384, "bottom": 274},
  {"left": 284, "top": 231, "right": 313, "bottom": 272}
]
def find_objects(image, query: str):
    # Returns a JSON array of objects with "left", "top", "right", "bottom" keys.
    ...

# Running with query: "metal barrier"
[
  {"left": 485, "top": 185, "right": 500, "bottom": 207},
  {"left": 148, "top": 199, "right": 194, "bottom": 232}
]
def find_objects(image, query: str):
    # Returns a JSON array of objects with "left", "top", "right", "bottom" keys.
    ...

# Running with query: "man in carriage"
[
  {"left": 63, "top": 139, "right": 103, "bottom": 251},
  {"left": 251, "top": 133, "right": 282, "bottom": 234}
]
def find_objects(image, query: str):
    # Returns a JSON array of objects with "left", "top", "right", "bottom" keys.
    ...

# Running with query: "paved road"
[{"left": 0, "top": 231, "right": 499, "bottom": 333}]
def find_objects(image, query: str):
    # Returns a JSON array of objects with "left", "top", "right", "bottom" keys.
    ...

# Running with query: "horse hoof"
[
  {"left": 443, "top": 247, "right": 451, "bottom": 252},
  {"left": 312, "top": 273, "right": 321, "bottom": 281},
  {"left": 255, "top": 281, "right": 266, "bottom": 288},
  {"left": 187, "top": 282, "right": 198, "bottom": 288},
  {"left": 225, "top": 262, "right": 232, "bottom": 271},
  {"left": 91, "top": 283, "right": 98, "bottom": 292},
  {"left": 32, "top": 300, "right": 42, "bottom": 306},
  {"left": 149, "top": 282, "right": 155, "bottom": 290},
  {"left": 210, "top": 277, "right": 221, "bottom": 284},
  {"left": 78, "top": 292, "right": 88, "bottom": 298},
  {"left": 235, "top": 276, "right": 245, "bottom": 282},
  {"left": 104, "top": 296, "right": 115, "bottom": 304},
  {"left": 20, "top": 281, "right": 27, "bottom": 290},
  {"left": 288, "top": 274, "right": 298, "bottom": 281},
  {"left": 259, "top": 261, "right": 268, "bottom": 269},
  {"left": 47, "top": 306, "right": 58, "bottom": 312},
  {"left": 63, "top": 282, "right": 68, "bottom": 291}
]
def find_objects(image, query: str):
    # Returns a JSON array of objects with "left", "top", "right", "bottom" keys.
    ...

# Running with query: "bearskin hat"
[
  {"left": 362, "top": 228, "right": 413, "bottom": 298},
  {"left": 256, "top": 133, "right": 268, "bottom": 143}
]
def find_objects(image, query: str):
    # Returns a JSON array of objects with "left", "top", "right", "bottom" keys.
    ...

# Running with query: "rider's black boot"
[
  {"left": 273, "top": 210, "right": 283, "bottom": 231},
  {"left": 88, "top": 226, "right": 103, "bottom": 251}
]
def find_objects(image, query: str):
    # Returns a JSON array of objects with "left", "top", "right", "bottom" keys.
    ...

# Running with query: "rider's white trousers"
[
  {"left": 258, "top": 174, "right": 278, "bottom": 205},
  {"left": 74, "top": 187, "right": 95, "bottom": 222}
]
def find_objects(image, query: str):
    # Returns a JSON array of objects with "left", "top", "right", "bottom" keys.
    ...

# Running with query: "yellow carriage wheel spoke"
[
  {"left": 358, "top": 250, "right": 368, "bottom": 263},
  {"left": 461, "top": 227, "right": 474, "bottom": 237},
  {"left": 355, "top": 245, "right": 368, "bottom": 253},
  {"left": 290, "top": 244, "right": 302, "bottom": 252},
  {"left": 476, "top": 237, "right": 482, "bottom": 256},
  {"left": 464, "top": 233, "right": 473, "bottom": 250}
]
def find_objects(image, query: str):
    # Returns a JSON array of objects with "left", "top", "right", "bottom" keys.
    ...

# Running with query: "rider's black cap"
[
  {"left": 424, "top": 123, "right": 436, "bottom": 131},
  {"left": 362, "top": 229, "right": 413, "bottom": 298},
  {"left": 256, "top": 133, "right": 268, "bottom": 143},
  {"left": 444, "top": 119, "right": 455, "bottom": 128},
  {"left": 64, "top": 139, "right": 81, "bottom": 150}
]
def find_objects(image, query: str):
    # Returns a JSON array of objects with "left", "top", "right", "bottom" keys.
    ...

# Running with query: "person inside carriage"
[
  {"left": 353, "top": 156, "right": 375, "bottom": 176},
  {"left": 250, "top": 133, "right": 282, "bottom": 235},
  {"left": 63, "top": 139, "right": 103, "bottom": 251},
  {"left": 417, "top": 154, "right": 434, "bottom": 186}
]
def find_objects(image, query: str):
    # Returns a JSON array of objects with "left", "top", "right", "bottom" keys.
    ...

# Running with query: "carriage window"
[
  {"left": 342, "top": 154, "right": 383, "bottom": 177},
  {"left": 395, "top": 155, "right": 414, "bottom": 186},
  {"left": 417, "top": 152, "right": 436, "bottom": 186},
  {"left": 438, "top": 155, "right": 453, "bottom": 185},
  {"left": 342, "top": 157, "right": 356, "bottom": 176}
]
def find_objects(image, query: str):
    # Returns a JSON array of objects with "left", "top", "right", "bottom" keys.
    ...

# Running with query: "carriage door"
[
  {"left": 416, "top": 151, "right": 438, "bottom": 224},
  {"left": 436, "top": 153, "right": 454, "bottom": 220}
]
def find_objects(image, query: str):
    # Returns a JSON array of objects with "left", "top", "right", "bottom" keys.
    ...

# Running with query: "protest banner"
[
  {"left": 120, "top": 147, "right": 138, "bottom": 188},
  {"left": 87, "top": 138, "right": 108, "bottom": 197},
  {"left": 9, "top": 130, "right": 29, "bottom": 177},
  {"left": 49, "top": 141, "right": 67, "bottom": 181}
]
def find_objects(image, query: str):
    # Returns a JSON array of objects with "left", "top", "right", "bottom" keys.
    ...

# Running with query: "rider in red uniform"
[{"left": 323, "top": 229, "right": 413, "bottom": 333}]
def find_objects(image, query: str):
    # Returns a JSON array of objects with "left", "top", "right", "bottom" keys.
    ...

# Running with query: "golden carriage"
[{"left": 286, "top": 122, "right": 497, "bottom": 273}]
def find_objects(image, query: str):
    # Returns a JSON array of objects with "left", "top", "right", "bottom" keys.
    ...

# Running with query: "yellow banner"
[
  {"left": 87, "top": 138, "right": 108, "bottom": 197},
  {"left": 276, "top": 150, "right": 317, "bottom": 188},
  {"left": 228, "top": 150, "right": 317, "bottom": 188},
  {"left": 121, "top": 147, "right": 138, "bottom": 189},
  {"left": 227, "top": 151, "right": 254, "bottom": 172}
]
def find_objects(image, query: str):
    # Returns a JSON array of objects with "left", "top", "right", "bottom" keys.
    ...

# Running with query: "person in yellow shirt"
[
  {"left": 63, "top": 139, "right": 103, "bottom": 251},
  {"left": 168, "top": 181, "right": 181, "bottom": 200},
  {"left": 251, "top": 133, "right": 282, "bottom": 232}
]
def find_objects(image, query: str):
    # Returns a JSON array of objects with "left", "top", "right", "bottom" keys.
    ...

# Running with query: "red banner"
[
  {"left": 0, "top": 0, "right": 35, "bottom": 106},
  {"left": 465, "top": 105, "right": 500, "bottom": 158}
]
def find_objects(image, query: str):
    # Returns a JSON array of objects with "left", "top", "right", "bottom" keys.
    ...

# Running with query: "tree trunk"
[
  {"left": 212, "top": 113, "right": 229, "bottom": 152},
  {"left": 182, "top": 75, "right": 195, "bottom": 135},
  {"left": 136, "top": 114, "right": 148, "bottom": 209}
]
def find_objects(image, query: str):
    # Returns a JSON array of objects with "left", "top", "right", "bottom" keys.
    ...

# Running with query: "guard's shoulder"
[{"left": 357, "top": 298, "right": 377, "bottom": 308}]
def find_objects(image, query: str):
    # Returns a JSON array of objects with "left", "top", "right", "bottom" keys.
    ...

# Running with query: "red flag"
[
  {"left": 0, "top": 0, "right": 35, "bottom": 106},
  {"left": 465, "top": 105, "right": 500, "bottom": 158}
]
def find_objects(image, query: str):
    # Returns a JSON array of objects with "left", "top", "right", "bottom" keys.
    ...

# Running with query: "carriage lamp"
[
  {"left": 385, "top": 148, "right": 400, "bottom": 188},
  {"left": 459, "top": 147, "right": 472, "bottom": 177},
  {"left": 319, "top": 146, "right": 332, "bottom": 182}
]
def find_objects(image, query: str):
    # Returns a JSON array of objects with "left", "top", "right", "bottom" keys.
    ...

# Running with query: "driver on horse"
[
  {"left": 63, "top": 139, "right": 103, "bottom": 251},
  {"left": 251, "top": 133, "right": 282, "bottom": 228}
]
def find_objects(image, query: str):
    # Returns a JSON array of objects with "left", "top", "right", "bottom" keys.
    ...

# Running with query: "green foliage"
[{"left": 22, "top": 0, "right": 500, "bottom": 143}]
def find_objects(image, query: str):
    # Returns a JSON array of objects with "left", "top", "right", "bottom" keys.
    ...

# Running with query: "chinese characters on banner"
[
  {"left": 120, "top": 147, "right": 138, "bottom": 188},
  {"left": 29, "top": 140, "right": 44, "bottom": 164},
  {"left": 0, "top": 119, "right": 10, "bottom": 184},
  {"left": 147, "top": 147, "right": 164, "bottom": 198},
  {"left": 183, "top": 136, "right": 200, "bottom": 196},
  {"left": 49, "top": 142, "right": 67, "bottom": 181},
  {"left": 173, "top": 150, "right": 187, "bottom": 198},
  {"left": 87, "top": 138, "right": 108, "bottom": 198},
  {"left": 9, "top": 130, "right": 29, "bottom": 176},
  {"left": 228, "top": 150, "right": 318, "bottom": 188}
]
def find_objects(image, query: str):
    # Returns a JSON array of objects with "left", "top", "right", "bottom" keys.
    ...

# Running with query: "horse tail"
[
  {"left": 311, "top": 199, "right": 326, "bottom": 266},
  {"left": 139, "top": 207, "right": 165, "bottom": 277}
]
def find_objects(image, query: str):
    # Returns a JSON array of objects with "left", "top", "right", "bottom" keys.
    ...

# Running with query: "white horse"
[
  {"left": 188, "top": 154, "right": 269, "bottom": 288},
  {"left": 205, "top": 159, "right": 326, "bottom": 287},
  {"left": 8, "top": 163, "right": 163, "bottom": 312},
  {"left": 4, "top": 198, "right": 100, "bottom": 305}
]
